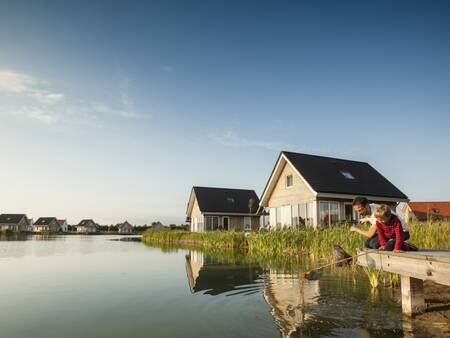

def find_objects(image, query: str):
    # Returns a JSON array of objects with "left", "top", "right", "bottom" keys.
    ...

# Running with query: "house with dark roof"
[
  {"left": 402, "top": 202, "right": 450, "bottom": 222},
  {"left": 33, "top": 217, "right": 60, "bottom": 232},
  {"left": 0, "top": 214, "right": 29, "bottom": 232},
  {"left": 118, "top": 221, "right": 134, "bottom": 234},
  {"left": 76, "top": 219, "right": 98, "bottom": 233},
  {"left": 260, "top": 151, "right": 408, "bottom": 228},
  {"left": 186, "top": 186, "right": 261, "bottom": 232}
]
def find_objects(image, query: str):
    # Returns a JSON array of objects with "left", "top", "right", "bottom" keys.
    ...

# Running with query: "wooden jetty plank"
[
  {"left": 357, "top": 249, "right": 450, "bottom": 287},
  {"left": 357, "top": 249, "right": 450, "bottom": 316}
]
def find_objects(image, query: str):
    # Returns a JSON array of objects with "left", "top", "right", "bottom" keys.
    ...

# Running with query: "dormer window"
[
  {"left": 340, "top": 171, "right": 355, "bottom": 180},
  {"left": 286, "top": 174, "right": 293, "bottom": 188}
]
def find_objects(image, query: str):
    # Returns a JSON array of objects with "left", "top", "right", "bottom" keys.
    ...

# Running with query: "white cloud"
[
  {"left": 0, "top": 70, "right": 37, "bottom": 93},
  {"left": 0, "top": 69, "right": 64, "bottom": 107},
  {"left": 30, "top": 92, "right": 64, "bottom": 105},
  {"left": 13, "top": 106, "right": 59, "bottom": 124},
  {"left": 1, "top": 68, "right": 150, "bottom": 125},
  {"left": 208, "top": 130, "right": 290, "bottom": 150}
]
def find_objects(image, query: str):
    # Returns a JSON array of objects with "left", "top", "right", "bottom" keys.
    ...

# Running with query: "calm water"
[{"left": 0, "top": 234, "right": 432, "bottom": 338}]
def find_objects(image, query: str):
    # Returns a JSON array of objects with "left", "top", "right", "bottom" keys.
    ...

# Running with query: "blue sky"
[{"left": 1, "top": 0, "right": 449, "bottom": 225}]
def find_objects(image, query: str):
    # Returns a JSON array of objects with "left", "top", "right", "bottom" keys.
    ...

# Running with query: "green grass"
[{"left": 142, "top": 221, "right": 450, "bottom": 260}]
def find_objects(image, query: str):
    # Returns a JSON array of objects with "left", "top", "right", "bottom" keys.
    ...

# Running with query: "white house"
[
  {"left": 0, "top": 214, "right": 29, "bottom": 232},
  {"left": 33, "top": 217, "right": 60, "bottom": 232},
  {"left": 118, "top": 221, "right": 134, "bottom": 234},
  {"left": 57, "top": 219, "right": 68, "bottom": 232},
  {"left": 260, "top": 151, "right": 408, "bottom": 228},
  {"left": 185, "top": 186, "right": 261, "bottom": 232},
  {"left": 76, "top": 219, "right": 98, "bottom": 233}
]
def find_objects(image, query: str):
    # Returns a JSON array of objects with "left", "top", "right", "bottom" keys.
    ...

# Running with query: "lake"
[{"left": 0, "top": 234, "right": 441, "bottom": 337}]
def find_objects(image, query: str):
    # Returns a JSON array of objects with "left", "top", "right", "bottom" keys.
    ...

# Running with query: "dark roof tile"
[{"left": 282, "top": 151, "right": 408, "bottom": 200}]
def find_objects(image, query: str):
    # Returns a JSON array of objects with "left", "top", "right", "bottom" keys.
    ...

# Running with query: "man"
[{"left": 350, "top": 196, "right": 409, "bottom": 249}]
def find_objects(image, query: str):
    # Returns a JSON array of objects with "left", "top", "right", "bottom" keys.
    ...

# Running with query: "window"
[
  {"left": 222, "top": 216, "right": 230, "bottom": 231},
  {"left": 212, "top": 216, "right": 219, "bottom": 230},
  {"left": 244, "top": 217, "right": 252, "bottom": 231},
  {"left": 286, "top": 174, "right": 293, "bottom": 188},
  {"left": 292, "top": 205, "right": 300, "bottom": 227},
  {"left": 276, "top": 207, "right": 282, "bottom": 228},
  {"left": 205, "top": 216, "right": 212, "bottom": 231},
  {"left": 340, "top": 171, "right": 355, "bottom": 180},
  {"left": 319, "top": 201, "right": 340, "bottom": 226}
]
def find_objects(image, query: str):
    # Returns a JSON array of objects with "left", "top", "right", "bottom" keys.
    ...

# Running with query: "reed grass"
[
  {"left": 142, "top": 221, "right": 450, "bottom": 260},
  {"left": 363, "top": 267, "right": 380, "bottom": 289}
]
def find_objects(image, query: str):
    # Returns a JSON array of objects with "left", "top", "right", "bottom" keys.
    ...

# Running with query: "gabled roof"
[
  {"left": 408, "top": 202, "right": 450, "bottom": 220},
  {"left": 261, "top": 151, "right": 408, "bottom": 205},
  {"left": 77, "top": 219, "right": 96, "bottom": 227},
  {"left": 33, "top": 217, "right": 58, "bottom": 226},
  {"left": 118, "top": 221, "right": 133, "bottom": 228},
  {"left": 57, "top": 219, "right": 67, "bottom": 226},
  {"left": 186, "top": 186, "right": 260, "bottom": 216},
  {"left": 0, "top": 214, "right": 27, "bottom": 224}
]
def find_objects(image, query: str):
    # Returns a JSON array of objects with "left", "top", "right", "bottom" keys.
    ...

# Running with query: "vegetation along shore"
[{"left": 142, "top": 221, "right": 450, "bottom": 260}]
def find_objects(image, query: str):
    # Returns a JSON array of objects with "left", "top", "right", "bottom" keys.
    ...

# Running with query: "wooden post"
[{"left": 400, "top": 276, "right": 426, "bottom": 316}]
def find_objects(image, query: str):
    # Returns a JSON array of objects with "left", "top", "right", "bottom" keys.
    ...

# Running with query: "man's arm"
[{"left": 350, "top": 223, "right": 377, "bottom": 238}]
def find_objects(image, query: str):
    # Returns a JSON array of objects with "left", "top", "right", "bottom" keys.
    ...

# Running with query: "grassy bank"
[{"left": 142, "top": 221, "right": 450, "bottom": 259}]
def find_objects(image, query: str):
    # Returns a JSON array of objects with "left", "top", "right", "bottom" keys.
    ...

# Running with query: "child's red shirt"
[{"left": 376, "top": 215, "right": 404, "bottom": 251}]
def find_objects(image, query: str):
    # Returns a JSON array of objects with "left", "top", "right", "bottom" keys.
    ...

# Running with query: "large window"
[
  {"left": 276, "top": 207, "right": 282, "bottom": 229},
  {"left": 319, "top": 201, "right": 340, "bottom": 226},
  {"left": 244, "top": 217, "right": 252, "bottom": 231}
]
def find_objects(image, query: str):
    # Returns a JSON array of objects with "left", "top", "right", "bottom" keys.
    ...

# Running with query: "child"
[{"left": 374, "top": 204, "right": 405, "bottom": 252}]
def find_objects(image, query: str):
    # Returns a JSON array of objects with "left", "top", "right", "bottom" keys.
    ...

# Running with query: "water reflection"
[
  {"left": 185, "top": 250, "right": 263, "bottom": 296},
  {"left": 263, "top": 271, "right": 320, "bottom": 338},
  {"left": 183, "top": 250, "right": 409, "bottom": 338}
]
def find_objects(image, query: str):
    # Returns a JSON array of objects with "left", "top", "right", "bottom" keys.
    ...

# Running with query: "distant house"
[
  {"left": 186, "top": 186, "right": 261, "bottom": 232},
  {"left": 33, "top": 217, "right": 60, "bottom": 232},
  {"left": 402, "top": 202, "right": 450, "bottom": 222},
  {"left": 260, "top": 151, "right": 408, "bottom": 228},
  {"left": 0, "top": 214, "right": 29, "bottom": 232},
  {"left": 57, "top": 219, "right": 68, "bottom": 232},
  {"left": 26, "top": 217, "right": 34, "bottom": 232},
  {"left": 118, "top": 221, "right": 134, "bottom": 234},
  {"left": 152, "top": 221, "right": 165, "bottom": 230},
  {"left": 76, "top": 219, "right": 98, "bottom": 233}
]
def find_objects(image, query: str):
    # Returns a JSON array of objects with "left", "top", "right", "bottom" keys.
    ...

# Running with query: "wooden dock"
[{"left": 357, "top": 249, "right": 450, "bottom": 316}]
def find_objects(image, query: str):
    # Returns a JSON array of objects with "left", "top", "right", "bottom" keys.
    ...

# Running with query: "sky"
[{"left": 1, "top": 0, "right": 450, "bottom": 225}]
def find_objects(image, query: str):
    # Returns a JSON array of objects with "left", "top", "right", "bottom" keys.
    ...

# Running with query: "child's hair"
[{"left": 375, "top": 204, "right": 392, "bottom": 222}]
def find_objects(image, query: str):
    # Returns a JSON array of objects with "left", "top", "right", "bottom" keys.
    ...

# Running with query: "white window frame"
[
  {"left": 243, "top": 217, "right": 252, "bottom": 231},
  {"left": 319, "top": 201, "right": 340, "bottom": 226},
  {"left": 212, "top": 216, "right": 219, "bottom": 230},
  {"left": 285, "top": 174, "right": 293, "bottom": 188},
  {"left": 222, "top": 216, "right": 230, "bottom": 230}
]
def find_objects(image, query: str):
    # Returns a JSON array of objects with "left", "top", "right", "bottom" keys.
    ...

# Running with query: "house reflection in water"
[
  {"left": 263, "top": 272, "right": 320, "bottom": 338},
  {"left": 185, "top": 251, "right": 323, "bottom": 337},
  {"left": 184, "top": 251, "right": 263, "bottom": 296}
]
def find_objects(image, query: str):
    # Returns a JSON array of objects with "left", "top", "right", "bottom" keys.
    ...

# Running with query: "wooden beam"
[
  {"left": 401, "top": 276, "right": 425, "bottom": 316},
  {"left": 356, "top": 249, "right": 450, "bottom": 286}
]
